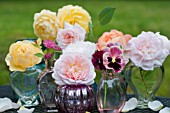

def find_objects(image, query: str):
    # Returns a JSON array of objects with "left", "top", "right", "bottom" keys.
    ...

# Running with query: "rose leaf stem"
[
  {"left": 104, "top": 81, "right": 107, "bottom": 108},
  {"left": 140, "top": 69, "right": 148, "bottom": 96}
]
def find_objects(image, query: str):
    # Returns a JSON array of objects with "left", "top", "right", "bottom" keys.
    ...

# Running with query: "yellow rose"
[
  {"left": 33, "top": 9, "right": 58, "bottom": 41},
  {"left": 5, "top": 40, "right": 43, "bottom": 72},
  {"left": 57, "top": 5, "right": 92, "bottom": 33}
]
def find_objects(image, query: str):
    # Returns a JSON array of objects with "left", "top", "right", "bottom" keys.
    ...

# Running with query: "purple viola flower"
[
  {"left": 103, "top": 45, "right": 126, "bottom": 73},
  {"left": 92, "top": 50, "right": 106, "bottom": 70},
  {"left": 43, "top": 40, "right": 62, "bottom": 50},
  {"left": 44, "top": 53, "right": 52, "bottom": 59}
]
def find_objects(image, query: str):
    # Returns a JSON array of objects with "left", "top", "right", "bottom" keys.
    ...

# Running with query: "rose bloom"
[
  {"left": 57, "top": 22, "right": 86, "bottom": 49},
  {"left": 96, "top": 29, "right": 132, "bottom": 51},
  {"left": 63, "top": 41, "right": 96, "bottom": 60},
  {"left": 33, "top": 9, "right": 58, "bottom": 41},
  {"left": 52, "top": 52, "right": 96, "bottom": 85},
  {"left": 124, "top": 31, "right": 169, "bottom": 70},
  {"left": 5, "top": 40, "right": 42, "bottom": 72},
  {"left": 56, "top": 5, "right": 91, "bottom": 33}
]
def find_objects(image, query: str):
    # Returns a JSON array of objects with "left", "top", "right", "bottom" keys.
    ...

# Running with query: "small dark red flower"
[{"left": 92, "top": 50, "right": 106, "bottom": 70}]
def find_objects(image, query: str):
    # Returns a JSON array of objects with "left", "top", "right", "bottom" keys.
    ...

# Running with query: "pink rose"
[
  {"left": 56, "top": 22, "right": 86, "bottom": 49},
  {"left": 124, "top": 31, "right": 169, "bottom": 70},
  {"left": 96, "top": 30, "right": 132, "bottom": 51},
  {"left": 52, "top": 52, "right": 96, "bottom": 85}
]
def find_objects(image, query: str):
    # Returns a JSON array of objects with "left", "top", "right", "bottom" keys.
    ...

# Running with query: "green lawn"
[{"left": 0, "top": 0, "right": 170, "bottom": 97}]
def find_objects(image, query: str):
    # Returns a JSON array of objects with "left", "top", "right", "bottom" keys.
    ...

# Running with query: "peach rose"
[
  {"left": 56, "top": 5, "right": 91, "bottom": 33},
  {"left": 33, "top": 9, "right": 58, "bottom": 41},
  {"left": 96, "top": 30, "right": 132, "bottom": 51},
  {"left": 5, "top": 40, "right": 43, "bottom": 72}
]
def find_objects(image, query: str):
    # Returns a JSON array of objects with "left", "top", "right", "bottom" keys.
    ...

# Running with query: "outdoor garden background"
[{"left": 0, "top": 0, "right": 170, "bottom": 97}]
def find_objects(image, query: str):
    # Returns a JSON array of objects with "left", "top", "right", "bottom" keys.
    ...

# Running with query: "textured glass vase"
[
  {"left": 125, "top": 63, "right": 164, "bottom": 109},
  {"left": 10, "top": 66, "right": 42, "bottom": 106},
  {"left": 55, "top": 84, "right": 95, "bottom": 113},
  {"left": 96, "top": 71, "right": 126, "bottom": 113},
  {"left": 37, "top": 59, "right": 58, "bottom": 112}
]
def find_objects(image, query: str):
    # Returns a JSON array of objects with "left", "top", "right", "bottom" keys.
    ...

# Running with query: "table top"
[{"left": 0, "top": 85, "right": 170, "bottom": 113}]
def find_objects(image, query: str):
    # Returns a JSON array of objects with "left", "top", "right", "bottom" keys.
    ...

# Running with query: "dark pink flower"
[
  {"left": 43, "top": 40, "right": 61, "bottom": 50},
  {"left": 44, "top": 53, "right": 52, "bottom": 59}
]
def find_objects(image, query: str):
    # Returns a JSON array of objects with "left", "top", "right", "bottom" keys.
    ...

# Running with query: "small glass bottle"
[{"left": 37, "top": 59, "right": 58, "bottom": 112}]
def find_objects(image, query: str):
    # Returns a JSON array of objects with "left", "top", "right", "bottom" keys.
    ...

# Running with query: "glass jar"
[
  {"left": 10, "top": 66, "right": 42, "bottom": 107},
  {"left": 125, "top": 63, "right": 164, "bottom": 109},
  {"left": 55, "top": 84, "right": 95, "bottom": 113},
  {"left": 96, "top": 71, "right": 126, "bottom": 113},
  {"left": 37, "top": 59, "right": 58, "bottom": 112}
]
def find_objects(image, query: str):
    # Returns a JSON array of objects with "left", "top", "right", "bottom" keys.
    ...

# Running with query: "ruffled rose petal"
[{"left": 148, "top": 100, "right": 163, "bottom": 111}]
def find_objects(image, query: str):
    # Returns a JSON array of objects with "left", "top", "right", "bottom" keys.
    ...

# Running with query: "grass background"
[{"left": 0, "top": 0, "right": 170, "bottom": 97}]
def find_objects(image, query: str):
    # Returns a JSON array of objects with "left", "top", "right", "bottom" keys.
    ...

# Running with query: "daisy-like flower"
[{"left": 103, "top": 43, "right": 126, "bottom": 73}]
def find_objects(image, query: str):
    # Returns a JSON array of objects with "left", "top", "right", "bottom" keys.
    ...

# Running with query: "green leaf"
[
  {"left": 86, "top": 23, "right": 95, "bottom": 42},
  {"left": 34, "top": 53, "right": 44, "bottom": 58},
  {"left": 48, "top": 48, "right": 55, "bottom": 54},
  {"left": 94, "top": 70, "right": 102, "bottom": 84},
  {"left": 98, "top": 7, "right": 115, "bottom": 26}
]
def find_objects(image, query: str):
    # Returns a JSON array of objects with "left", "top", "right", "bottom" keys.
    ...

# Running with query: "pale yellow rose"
[
  {"left": 33, "top": 9, "right": 58, "bottom": 41},
  {"left": 5, "top": 40, "right": 43, "bottom": 72},
  {"left": 57, "top": 5, "right": 91, "bottom": 33}
]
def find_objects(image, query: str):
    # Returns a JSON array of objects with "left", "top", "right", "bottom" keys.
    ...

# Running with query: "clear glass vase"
[
  {"left": 37, "top": 59, "right": 58, "bottom": 112},
  {"left": 55, "top": 84, "right": 95, "bottom": 113},
  {"left": 96, "top": 71, "right": 126, "bottom": 113},
  {"left": 10, "top": 66, "right": 42, "bottom": 106},
  {"left": 125, "top": 63, "right": 164, "bottom": 109}
]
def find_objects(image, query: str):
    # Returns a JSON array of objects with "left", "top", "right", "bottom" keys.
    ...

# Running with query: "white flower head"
[
  {"left": 56, "top": 22, "right": 86, "bottom": 49},
  {"left": 124, "top": 31, "right": 169, "bottom": 70},
  {"left": 63, "top": 41, "right": 96, "bottom": 59}
]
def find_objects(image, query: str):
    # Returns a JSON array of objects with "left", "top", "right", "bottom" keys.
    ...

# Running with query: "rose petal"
[
  {"left": 12, "top": 102, "right": 20, "bottom": 109},
  {"left": 159, "top": 107, "right": 170, "bottom": 113},
  {"left": 148, "top": 100, "right": 163, "bottom": 111},
  {"left": 17, "top": 106, "right": 35, "bottom": 113},
  {"left": 121, "top": 98, "right": 138, "bottom": 112},
  {"left": 0, "top": 97, "right": 20, "bottom": 112}
]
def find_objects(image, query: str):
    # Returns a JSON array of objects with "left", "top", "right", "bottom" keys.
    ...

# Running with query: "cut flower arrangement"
[{"left": 4, "top": 4, "right": 170, "bottom": 113}]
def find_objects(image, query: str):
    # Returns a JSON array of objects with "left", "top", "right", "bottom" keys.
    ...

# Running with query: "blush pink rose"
[
  {"left": 96, "top": 30, "right": 132, "bottom": 51},
  {"left": 56, "top": 22, "right": 86, "bottom": 49},
  {"left": 52, "top": 52, "right": 96, "bottom": 85},
  {"left": 124, "top": 31, "right": 169, "bottom": 70}
]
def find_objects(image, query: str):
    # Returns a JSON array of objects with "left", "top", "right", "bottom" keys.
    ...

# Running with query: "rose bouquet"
[{"left": 32, "top": 4, "right": 102, "bottom": 112}]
